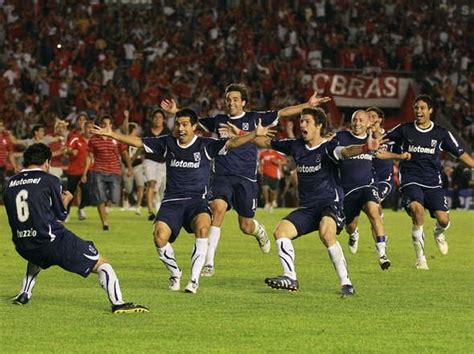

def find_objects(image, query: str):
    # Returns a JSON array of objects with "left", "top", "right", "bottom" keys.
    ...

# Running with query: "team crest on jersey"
[
  {"left": 314, "top": 154, "right": 321, "bottom": 163},
  {"left": 431, "top": 139, "right": 437, "bottom": 147},
  {"left": 194, "top": 152, "right": 201, "bottom": 162},
  {"left": 89, "top": 245, "right": 97, "bottom": 255},
  {"left": 242, "top": 123, "right": 249, "bottom": 131}
]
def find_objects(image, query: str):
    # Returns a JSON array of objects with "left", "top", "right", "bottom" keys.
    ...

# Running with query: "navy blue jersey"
[
  {"left": 3, "top": 169, "right": 68, "bottom": 251},
  {"left": 385, "top": 122, "right": 464, "bottom": 187},
  {"left": 373, "top": 144, "right": 394, "bottom": 183},
  {"left": 143, "top": 135, "right": 227, "bottom": 200},
  {"left": 335, "top": 131, "right": 375, "bottom": 194},
  {"left": 270, "top": 138, "right": 342, "bottom": 207},
  {"left": 199, "top": 111, "right": 278, "bottom": 181}
]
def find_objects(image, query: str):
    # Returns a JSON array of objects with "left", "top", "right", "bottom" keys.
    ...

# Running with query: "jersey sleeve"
[
  {"left": 198, "top": 116, "right": 217, "bottom": 133},
  {"left": 203, "top": 138, "right": 227, "bottom": 159},
  {"left": 324, "top": 140, "right": 341, "bottom": 163},
  {"left": 384, "top": 124, "right": 403, "bottom": 143},
  {"left": 440, "top": 130, "right": 464, "bottom": 157},
  {"left": 142, "top": 136, "right": 168, "bottom": 159},
  {"left": 256, "top": 111, "right": 278, "bottom": 127},
  {"left": 270, "top": 139, "right": 293, "bottom": 156},
  {"left": 49, "top": 177, "right": 68, "bottom": 221}
]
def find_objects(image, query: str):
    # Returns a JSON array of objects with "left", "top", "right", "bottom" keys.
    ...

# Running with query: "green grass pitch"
[{"left": 1, "top": 207, "right": 473, "bottom": 352}]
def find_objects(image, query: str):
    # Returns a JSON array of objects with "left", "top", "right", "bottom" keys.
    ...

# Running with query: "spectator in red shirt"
[
  {"left": 0, "top": 119, "right": 18, "bottom": 198},
  {"left": 83, "top": 115, "right": 132, "bottom": 231},
  {"left": 259, "top": 148, "right": 287, "bottom": 213},
  {"left": 65, "top": 119, "right": 93, "bottom": 221}
]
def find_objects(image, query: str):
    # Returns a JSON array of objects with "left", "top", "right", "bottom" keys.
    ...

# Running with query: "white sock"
[
  {"left": 327, "top": 242, "right": 351, "bottom": 286},
  {"left": 157, "top": 242, "right": 182, "bottom": 278},
  {"left": 375, "top": 235, "right": 387, "bottom": 257},
  {"left": 190, "top": 238, "right": 208, "bottom": 283},
  {"left": 349, "top": 228, "right": 359, "bottom": 241},
  {"left": 252, "top": 219, "right": 264, "bottom": 236},
  {"left": 19, "top": 262, "right": 41, "bottom": 299},
  {"left": 97, "top": 263, "right": 124, "bottom": 306},
  {"left": 434, "top": 221, "right": 450, "bottom": 238},
  {"left": 412, "top": 225, "right": 425, "bottom": 261},
  {"left": 276, "top": 238, "right": 296, "bottom": 279},
  {"left": 205, "top": 226, "right": 221, "bottom": 267}
]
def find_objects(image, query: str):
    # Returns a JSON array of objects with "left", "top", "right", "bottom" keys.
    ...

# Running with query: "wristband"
[
  {"left": 238, "top": 130, "right": 247, "bottom": 136},
  {"left": 362, "top": 143, "right": 369, "bottom": 153}
]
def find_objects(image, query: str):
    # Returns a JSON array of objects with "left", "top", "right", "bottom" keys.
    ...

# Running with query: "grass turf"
[{"left": 0, "top": 207, "right": 473, "bottom": 352}]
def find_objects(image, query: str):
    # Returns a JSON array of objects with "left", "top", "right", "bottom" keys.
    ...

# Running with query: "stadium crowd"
[{"left": 0, "top": 0, "right": 472, "bottom": 209}]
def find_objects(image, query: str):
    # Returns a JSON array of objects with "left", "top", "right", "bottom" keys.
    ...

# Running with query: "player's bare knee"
[
  {"left": 437, "top": 214, "right": 450, "bottom": 228},
  {"left": 239, "top": 219, "right": 254, "bottom": 234}
]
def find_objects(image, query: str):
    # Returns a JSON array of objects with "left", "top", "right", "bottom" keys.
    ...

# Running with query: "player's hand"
[
  {"left": 401, "top": 152, "right": 411, "bottom": 160},
  {"left": 255, "top": 119, "right": 276, "bottom": 138},
  {"left": 90, "top": 124, "right": 112, "bottom": 137},
  {"left": 366, "top": 128, "right": 380, "bottom": 151},
  {"left": 218, "top": 122, "right": 241, "bottom": 138},
  {"left": 307, "top": 91, "right": 331, "bottom": 107},
  {"left": 160, "top": 98, "right": 178, "bottom": 114}
]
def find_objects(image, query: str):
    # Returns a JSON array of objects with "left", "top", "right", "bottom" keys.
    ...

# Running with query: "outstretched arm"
[
  {"left": 225, "top": 119, "right": 275, "bottom": 150},
  {"left": 89, "top": 125, "right": 143, "bottom": 147},
  {"left": 376, "top": 150, "right": 411, "bottom": 161},
  {"left": 339, "top": 129, "right": 381, "bottom": 159},
  {"left": 458, "top": 152, "right": 474, "bottom": 168},
  {"left": 278, "top": 91, "right": 331, "bottom": 119}
]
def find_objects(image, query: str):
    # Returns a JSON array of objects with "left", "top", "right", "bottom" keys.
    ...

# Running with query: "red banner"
[{"left": 312, "top": 72, "right": 413, "bottom": 108}]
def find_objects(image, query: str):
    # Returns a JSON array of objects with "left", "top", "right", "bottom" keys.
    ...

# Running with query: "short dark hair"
[
  {"left": 176, "top": 108, "right": 198, "bottom": 125},
  {"left": 224, "top": 83, "right": 249, "bottom": 103},
  {"left": 23, "top": 143, "right": 52, "bottom": 167},
  {"left": 366, "top": 106, "right": 385, "bottom": 119},
  {"left": 414, "top": 94, "right": 434, "bottom": 109},
  {"left": 151, "top": 108, "right": 165, "bottom": 119},
  {"left": 301, "top": 107, "right": 329, "bottom": 134},
  {"left": 31, "top": 125, "right": 44, "bottom": 136},
  {"left": 99, "top": 114, "right": 113, "bottom": 125}
]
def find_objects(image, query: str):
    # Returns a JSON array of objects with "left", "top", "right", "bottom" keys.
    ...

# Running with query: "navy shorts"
[
  {"left": 16, "top": 229, "right": 99, "bottom": 278},
  {"left": 209, "top": 175, "right": 258, "bottom": 218},
  {"left": 156, "top": 197, "right": 211, "bottom": 243},
  {"left": 284, "top": 202, "right": 346, "bottom": 236},
  {"left": 401, "top": 184, "right": 448, "bottom": 218},
  {"left": 377, "top": 180, "right": 393, "bottom": 201},
  {"left": 344, "top": 186, "right": 380, "bottom": 225},
  {"left": 89, "top": 171, "right": 121, "bottom": 205}
]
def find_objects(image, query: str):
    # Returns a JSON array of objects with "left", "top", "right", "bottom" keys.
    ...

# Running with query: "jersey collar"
[
  {"left": 414, "top": 121, "right": 434, "bottom": 132},
  {"left": 350, "top": 131, "right": 367, "bottom": 139},
  {"left": 176, "top": 134, "right": 198, "bottom": 149},
  {"left": 305, "top": 139, "right": 327, "bottom": 150},
  {"left": 229, "top": 112, "right": 246, "bottom": 119}
]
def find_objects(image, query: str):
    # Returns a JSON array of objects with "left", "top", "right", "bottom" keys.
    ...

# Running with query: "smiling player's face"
[
  {"left": 413, "top": 100, "right": 433, "bottom": 127},
  {"left": 351, "top": 111, "right": 370, "bottom": 136},
  {"left": 175, "top": 117, "right": 196, "bottom": 145},
  {"left": 225, "top": 91, "right": 246, "bottom": 117}
]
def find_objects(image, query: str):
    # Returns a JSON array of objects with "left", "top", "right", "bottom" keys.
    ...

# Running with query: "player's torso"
[
  {"left": 336, "top": 131, "right": 374, "bottom": 192},
  {"left": 4, "top": 170, "right": 64, "bottom": 250}
]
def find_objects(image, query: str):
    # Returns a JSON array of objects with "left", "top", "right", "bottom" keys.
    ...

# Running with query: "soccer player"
[
  {"left": 253, "top": 107, "right": 383, "bottom": 295},
  {"left": 4, "top": 143, "right": 148, "bottom": 313},
  {"left": 335, "top": 110, "right": 410, "bottom": 270},
  {"left": 82, "top": 115, "right": 133, "bottom": 231},
  {"left": 161, "top": 84, "right": 330, "bottom": 277},
  {"left": 90, "top": 108, "right": 273, "bottom": 294},
  {"left": 259, "top": 148, "right": 287, "bottom": 212},
  {"left": 384, "top": 94, "right": 474, "bottom": 269}
]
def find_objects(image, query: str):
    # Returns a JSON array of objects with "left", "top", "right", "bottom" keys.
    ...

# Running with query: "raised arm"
[
  {"left": 89, "top": 125, "right": 143, "bottom": 147},
  {"left": 160, "top": 98, "right": 179, "bottom": 115},
  {"left": 278, "top": 91, "right": 331, "bottom": 119}
]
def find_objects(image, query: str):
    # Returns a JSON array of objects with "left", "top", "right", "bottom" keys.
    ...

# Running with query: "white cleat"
[
  {"left": 434, "top": 234, "right": 448, "bottom": 255},
  {"left": 185, "top": 280, "right": 199, "bottom": 294},
  {"left": 348, "top": 237, "right": 359, "bottom": 254},
  {"left": 78, "top": 208, "right": 87, "bottom": 220},
  {"left": 201, "top": 265, "right": 215, "bottom": 277},
  {"left": 255, "top": 224, "right": 270, "bottom": 253},
  {"left": 415, "top": 258, "right": 429, "bottom": 270},
  {"left": 169, "top": 275, "right": 181, "bottom": 291}
]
